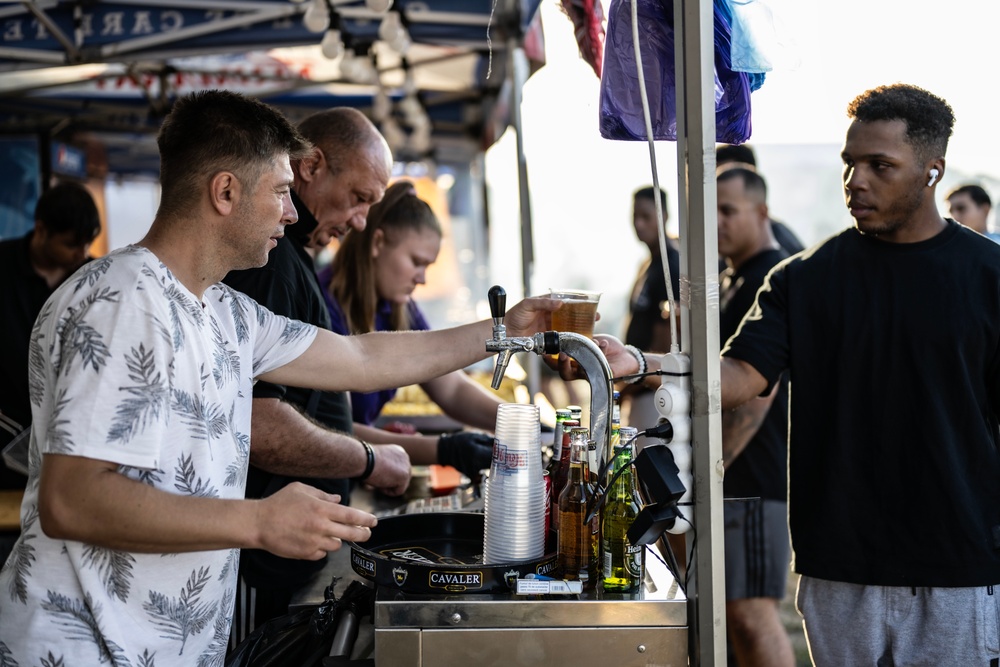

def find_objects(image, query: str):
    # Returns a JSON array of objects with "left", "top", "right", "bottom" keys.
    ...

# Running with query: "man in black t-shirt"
[
  {"left": 223, "top": 108, "right": 410, "bottom": 646},
  {"left": 720, "top": 85, "right": 1000, "bottom": 665},
  {"left": 606, "top": 84, "right": 1000, "bottom": 666},
  {"left": 621, "top": 187, "right": 680, "bottom": 436},
  {"left": 715, "top": 166, "right": 793, "bottom": 667}
]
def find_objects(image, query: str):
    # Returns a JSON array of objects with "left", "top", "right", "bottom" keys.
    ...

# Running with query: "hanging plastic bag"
[
  {"left": 726, "top": 0, "right": 801, "bottom": 74},
  {"left": 599, "top": 0, "right": 754, "bottom": 144},
  {"left": 712, "top": 0, "right": 756, "bottom": 141}
]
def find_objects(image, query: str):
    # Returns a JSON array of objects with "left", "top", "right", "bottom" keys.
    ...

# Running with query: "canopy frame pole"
[{"left": 674, "top": 1, "right": 726, "bottom": 665}]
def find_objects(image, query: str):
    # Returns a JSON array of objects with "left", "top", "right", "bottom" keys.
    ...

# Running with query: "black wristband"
[{"left": 356, "top": 440, "right": 376, "bottom": 481}]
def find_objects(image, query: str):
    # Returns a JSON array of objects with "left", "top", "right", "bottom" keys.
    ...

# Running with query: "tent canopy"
[{"left": 0, "top": 0, "right": 545, "bottom": 175}]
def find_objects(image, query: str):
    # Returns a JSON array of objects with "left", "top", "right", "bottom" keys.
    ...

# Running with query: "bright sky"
[
  {"left": 748, "top": 0, "right": 997, "bottom": 179},
  {"left": 483, "top": 0, "right": 1000, "bottom": 332}
]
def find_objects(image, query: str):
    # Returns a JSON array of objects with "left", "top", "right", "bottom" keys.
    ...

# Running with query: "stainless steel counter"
[{"left": 291, "top": 489, "right": 689, "bottom": 666}]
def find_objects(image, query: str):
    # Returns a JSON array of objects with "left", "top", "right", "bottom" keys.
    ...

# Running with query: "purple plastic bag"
[{"left": 599, "top": 0, "right": 753, "bottom": 144}]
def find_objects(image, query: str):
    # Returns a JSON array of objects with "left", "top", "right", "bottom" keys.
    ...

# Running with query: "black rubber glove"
[{"left": 437, "top": 431, "right": 494, "bottom": 479}]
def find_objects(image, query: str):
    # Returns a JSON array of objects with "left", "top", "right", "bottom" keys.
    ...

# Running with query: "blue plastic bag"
[
  {"left": 599, "top": 0, "right": 754, "bottom": 144},
  {"left": 726, "top": 0, "right": 801, "bottom": 75}
]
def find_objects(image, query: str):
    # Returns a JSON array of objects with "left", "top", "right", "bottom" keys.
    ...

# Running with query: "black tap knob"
[{"left": 488, "top": 285, "right": 507, "bottom": 323}]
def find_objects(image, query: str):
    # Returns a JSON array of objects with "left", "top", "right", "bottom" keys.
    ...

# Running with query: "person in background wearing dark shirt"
[
  {"left": 716, "top": 166, "right": 793, "bottom": 667},
  {"left": 223, "top": 108, "right": 410, "bottom": 646},
  {"left": 0, "top": 182, "right": 99, "bottom": 565},
  {"left": 946, "top": 183, "right": 1000, "bottom": 242},
  {"left": 621, "top": 186, "right": 680, "bottom": 435},
  {"left": 716, "top": 144, "right": 805, "bottom": 257},
  {"left": 0, "top": 182, "right": 100, "bottom": 475}
]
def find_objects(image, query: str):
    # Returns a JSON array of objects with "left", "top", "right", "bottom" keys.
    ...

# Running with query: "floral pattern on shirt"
[{"left": 0, "top": 246, "right": 316, "bottom": 666}]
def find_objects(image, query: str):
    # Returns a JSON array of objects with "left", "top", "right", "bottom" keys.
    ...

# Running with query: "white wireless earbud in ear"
[{"left": 927, "top": 168, "right": 940, "bottom": 187}]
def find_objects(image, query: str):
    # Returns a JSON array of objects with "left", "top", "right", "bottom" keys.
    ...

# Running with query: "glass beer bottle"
[
  {"left": 546, "top": 409, "right": 572, "bottom": 477},
  {"left": 558, "top": 429, "right": 597, "bottom": 586},
  {"left": 545, "top": 410, "right": 572, "bottom": 553},
  {"left": 602, "top": 441, "right": 644, "bottom": 591}
]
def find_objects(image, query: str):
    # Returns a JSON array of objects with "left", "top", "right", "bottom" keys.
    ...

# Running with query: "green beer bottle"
[{"left": 601, "top": 439, "right": 644, "bottom": 591}]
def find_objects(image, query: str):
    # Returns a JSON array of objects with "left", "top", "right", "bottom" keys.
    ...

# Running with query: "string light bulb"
[
  {"left": 378, "top": 11, "right": 410, "bottom": 54},
  {"left": 320, "top": 29, "right": 344, "bottom": 60},
  {"left": 365, "top": 0, "right": 393, "bottom": 13},
  {"left": 302, "top": 0, "right": 330, "bottom": 33}
]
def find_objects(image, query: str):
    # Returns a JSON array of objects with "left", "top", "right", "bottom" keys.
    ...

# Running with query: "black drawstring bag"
[{"left": 226, "top": 578, "right": 374, "bottom": 667}]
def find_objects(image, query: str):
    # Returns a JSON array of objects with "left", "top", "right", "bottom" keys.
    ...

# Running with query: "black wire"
[
  {"left": 612, "top": 368, "right": 691, "bottom": 384},
  {"left": 673, "top": 509, "right": 696, "bottom": 591},
  {"left": 649, "top": 534, "right": 687, "bottom": 598},
  {"left": 612, "top": 369, "right": 664, "bottom": 384},
  {"left": 585, "top": 432, "right": 641, "bottom": 524}
]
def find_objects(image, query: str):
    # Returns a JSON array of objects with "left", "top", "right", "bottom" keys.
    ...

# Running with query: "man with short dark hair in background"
[
  {"left": 715, "top": 165, "right": 793, "bottom": 667},
  {"left": 0, "top": 182, "right": 101, "bottom": 479},
  {"left": 716, "top": 144, "right": 805, "bottom": 257},
  {"left": 946, "top": 183, "right": 1000, "bottom": 242}
]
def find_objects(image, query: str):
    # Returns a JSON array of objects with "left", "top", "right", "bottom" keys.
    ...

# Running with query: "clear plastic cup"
[
  {"left": 549, "top": 289, "right": 602, "bottom": 339},
  {"left": 483, "top": 404, "right": 547, "bottom": 563}
]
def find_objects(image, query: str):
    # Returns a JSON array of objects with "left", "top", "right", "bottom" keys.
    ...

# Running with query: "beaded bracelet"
[
  {"left": 623, "top": 344, "right": 647, "bottom": 384},
  {"left": 356, "top": 440, "right": 376, "bottom": 481}
]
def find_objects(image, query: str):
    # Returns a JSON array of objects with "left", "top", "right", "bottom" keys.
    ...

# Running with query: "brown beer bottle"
[
  {"left": 558, "top": 429, "right": 598, "bottom": 586},
  {"left": 545, "top": 409, "right": 573, "bottom": 553}
]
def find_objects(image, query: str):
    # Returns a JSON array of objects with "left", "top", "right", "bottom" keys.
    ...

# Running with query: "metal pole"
[
  {"left": 508, "top": 37, "right": 540, "bottom": 401},
  {"left": 674, "top": 1, "right": 726, "bottom": 665}
]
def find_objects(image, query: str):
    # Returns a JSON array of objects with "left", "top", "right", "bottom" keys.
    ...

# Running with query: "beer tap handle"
[
  {"left": 488, "top": 285, "right": 506, "bottom": 327},
  {"left": 487, "top": 285, "right": 510, "bottom": 389}
]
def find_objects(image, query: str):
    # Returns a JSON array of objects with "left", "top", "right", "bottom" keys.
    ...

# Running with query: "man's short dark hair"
[
  {"left": 947, "top": 184, "right": 991, "bottom": 208},
  {"left": 296, "top": 107, "right": 383, "bottom": 176},
  {"left": 35, "top": 181, "right": 100, "bottom": 246},
  {"left": 717, "top": 165, "right": 768, "bottom": 202},
  {"left": 847, "top": 84, "right": 955, "bottom": 161},
  {"left": 633, "top": 186, "right": 668, "bottom": 212},
  {"left": 716, "top": 144, "right": 757, "bottom": 167},
  {"left": 156, "top": 90, "right": 312, "bottom": 218}
]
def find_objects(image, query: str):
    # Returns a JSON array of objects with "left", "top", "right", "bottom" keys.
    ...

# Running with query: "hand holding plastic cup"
[{"left": 549, "top": 289, "right": 601, "bottom": 340}]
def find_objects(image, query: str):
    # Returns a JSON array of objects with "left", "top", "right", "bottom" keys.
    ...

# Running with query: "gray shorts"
[
  {"left": 796, "top": 575, "right": 1000, "bottom": 666},
  {"left": 723, "top": 497, "right": 790, "bottom": 601}
]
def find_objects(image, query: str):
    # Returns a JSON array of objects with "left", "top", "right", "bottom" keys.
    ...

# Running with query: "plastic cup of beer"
[{"left": 549, "top": 289, "right": 601, "bottom": 340}]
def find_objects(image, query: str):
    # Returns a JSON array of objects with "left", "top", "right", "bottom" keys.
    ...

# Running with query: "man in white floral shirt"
[{"left": 0, "top": 90, "right": 557, "bottom": 666}]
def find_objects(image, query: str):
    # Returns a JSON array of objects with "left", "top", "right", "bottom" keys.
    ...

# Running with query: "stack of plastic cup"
[{"left": 483, "top": 403, "right": 546, "bottom": 564}]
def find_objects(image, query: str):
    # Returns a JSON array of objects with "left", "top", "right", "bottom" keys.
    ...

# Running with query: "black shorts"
[{"left": 723, "top": 498, "right": 790, "bottom": 601}]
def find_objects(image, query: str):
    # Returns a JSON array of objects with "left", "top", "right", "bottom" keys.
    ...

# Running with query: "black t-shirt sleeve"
[
  {"left": 223, "top": 265, "right": 298, "bottom": 401},
  {"left": 721, "top": 261, "right": 791, "bottom": 394}
]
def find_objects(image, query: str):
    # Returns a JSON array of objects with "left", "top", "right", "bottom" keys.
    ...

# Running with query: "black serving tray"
[{"left": 348, "top": 511, "right": 556, "bottom": 594}]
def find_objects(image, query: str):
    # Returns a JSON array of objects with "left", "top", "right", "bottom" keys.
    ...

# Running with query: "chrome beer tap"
[{"left": 485, "top": 286, "right": 615, "bottom": 476}]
